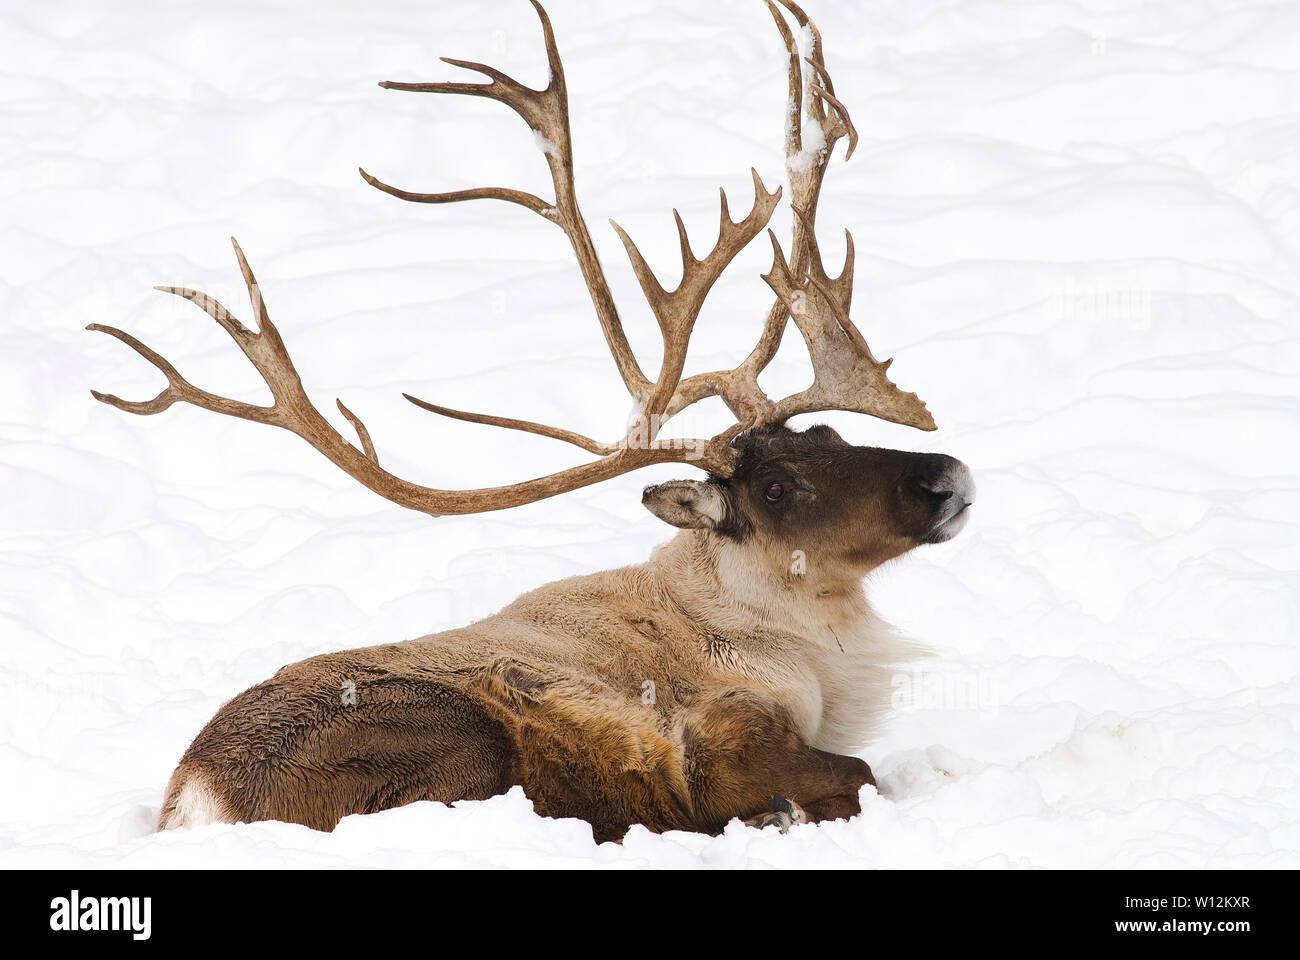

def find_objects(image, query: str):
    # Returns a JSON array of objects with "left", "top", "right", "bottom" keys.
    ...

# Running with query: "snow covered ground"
[{"left": 2, "top": 0, "right": 1298, "bottom": 868}]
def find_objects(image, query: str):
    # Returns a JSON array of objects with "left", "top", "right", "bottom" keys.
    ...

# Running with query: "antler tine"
[
  {"left": 764, "top": 0, "right": 803, "bottom": 156},
  {"left": 794, "top": 216, "right": 871, "bottom": 363},
  {"left": 609, "top": 221, "right": 669, "bottom": 326},
  {"left": 776, "top": 1, "right": 821, "bottom": 45},
  {"left": 778, "top": 0, "right": 829, "bottom": 127},
  {"left": 806, "top": 63, "right": 859, "bottom": 160},
  {"left": 231, "top": 236, "right": 271, "bottom": 331},
  {"left": 826, "top": 225, "right": 855, "bottom": 312},
  {"left": 760, "top": 228, "right": 800, "bottom": 310},
  {"left": 530, "top": 0, "right": 568, "bottom": 93},
  {"left": 358, "top": 170, "right": 553, "bottom": 220},
  {"left": 402, "top": 394, "right": 618, "bottom": 457},
  {"left": 801, "top": 55, "right": 834, "bottom": 98},
  {"left": 673, "top": 209, "right": 697, "bottom": 268},
  {"left": 775, "top": 0, "right": 824, "bottom": 65},
  {"left": 336, "top": 399, "right": 379, "bottom": 464},
  {"left": 376, "top": 54, "right": 545, "bottom": 128},
  {"left": 789, "top": 204, "right": 854, "bottom": 308}
]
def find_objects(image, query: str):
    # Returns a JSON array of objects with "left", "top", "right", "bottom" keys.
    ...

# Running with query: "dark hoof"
[{"left": 743, "top": 794, "right": 808, "bottom": 833}]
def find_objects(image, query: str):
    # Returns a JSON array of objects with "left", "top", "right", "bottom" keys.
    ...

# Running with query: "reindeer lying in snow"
[{"left": 91, "top": 0, "right": 973, "bottom": 842}]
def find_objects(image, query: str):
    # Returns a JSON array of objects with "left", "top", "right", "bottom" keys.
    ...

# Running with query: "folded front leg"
[{"left": 675, "top": 687, "right": 875, "bottom": 834}]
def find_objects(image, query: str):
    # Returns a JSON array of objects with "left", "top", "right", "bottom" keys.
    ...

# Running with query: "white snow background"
[{"left": 2, "top": 0, "right": 1298, "bottom": 868}]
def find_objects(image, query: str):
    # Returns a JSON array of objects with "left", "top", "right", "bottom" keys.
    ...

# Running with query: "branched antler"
[
  {"left": 359, "top": 0, "right": 649, "bottom": 403},
  {"left": 90, "top": 0, "right": 934, "bottom": 518},
  {"left": 764, "top": 216, "right": 932, "bottom": 427},
  {"left": 660, "top": 0, "right": 899, "bottom": 430},
  {"left": 609, "top": 167, "right": 782, "bottom": 422}
]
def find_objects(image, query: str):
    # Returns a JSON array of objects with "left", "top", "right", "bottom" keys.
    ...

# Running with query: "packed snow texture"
[{"left": 2, "top": 0, "right": 1298, "bottom": 868}]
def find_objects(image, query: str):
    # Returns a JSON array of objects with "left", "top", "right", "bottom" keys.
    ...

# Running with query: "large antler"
[
  {"left": 360, "top": 0, "right": 651, "bottom": 405},
  {"left": 661, "top": 0, "right": 932, "bottom": 432},
  {"left": 90, "top": 0, "right": 934, "bottom": 519}
]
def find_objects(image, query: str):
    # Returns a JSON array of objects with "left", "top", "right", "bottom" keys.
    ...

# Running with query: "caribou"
[{"left": 91, "top": 0, "right": 974, "bottom": 841}]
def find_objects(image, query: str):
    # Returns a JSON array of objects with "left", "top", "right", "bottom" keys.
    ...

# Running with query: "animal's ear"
[{"left": 642, "top": 480, "right": 732, "bottom": 531}]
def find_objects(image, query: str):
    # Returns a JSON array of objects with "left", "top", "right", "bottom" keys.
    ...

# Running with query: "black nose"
[
  {"left": 910, "top": 454, "right": 975, "bottom": 543},
  {"left": 911, "top": 454, "right": 975, "bottom": 504}
]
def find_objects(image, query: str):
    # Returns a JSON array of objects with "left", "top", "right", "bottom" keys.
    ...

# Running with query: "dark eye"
[{"left": 764, "top": 482, "right": 785, "bottom": 503}]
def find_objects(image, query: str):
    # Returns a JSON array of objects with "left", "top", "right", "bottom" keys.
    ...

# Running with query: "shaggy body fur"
[{"left": 159, "top": 531, "right": 917, "bottom": 841}]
